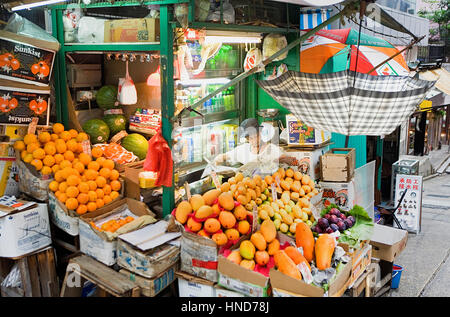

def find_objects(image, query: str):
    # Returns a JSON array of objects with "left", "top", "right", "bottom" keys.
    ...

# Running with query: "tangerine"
[
  {"left": 56, "top": 142, "right": 67, "bottom": 154},
  {"left": 31, "top": 159, "right": 43, "bottom": 171},
  {"left": 66, "top": 139, "right": 78, "bottom": 152},
  {"left": 110, "top": 191, "right": 119, "bottom": 201},
  {"left": 76, "top": 204, "right": 88, "bottom": 215},
  {"left": 96, "top": 176, "right": 107, "bottom": 188},
  {"left": 65, "top": 198, "right": 78, "bottom": 211},
  {"left": 60, "top": 160, "right": 72, "bottom": 169},
  {"left": 54, "top": 154, "right": 64, "bottom": 164},
  {"left": 43, "top": 155, "right": 55, "bottom": 167},
  {"left": 44, "top": 143, "right": 56, "bottom": 155},
  {"left": 32, "top": 148, "right": 46, "bottom": 160},
  {"left": 91, "top": 147, "right": 103, "bottom": 158},
  {"left": 26, "top": 143, "right": 40, "bottom": 153},
  {"left": 73, "top": 161, "right": 85, "bottom": 174},
  {"left": 110, "top": 180, "right": 121, "bottom": 191},
  {"left": 59, "top": 131, "right": 71, "bottom": 141},
  {"left": 88, "top": 161, "right": 100, "bottom": 171},
  {"left": 68, "top": 129, "right": 78, "bottom": 139},
  {"left": 99, "top": 167, "right": 111, "bottom": 179},
  {"left": 54, "top": 170, "right": 65, "bottom": 182},
  {"left": 66, "top": 186, "right": 79, "bottom": 198},
  {"left": 87, "top": 202, "right": 97, "bottom": 212},
  {"left": 102, "top": 184, "right": 112, "bottom": 195},
  {"left": 24, "top": 134, "right": 38, "bottom": 145},
  {"left": 88, "top": 191, "right": 98, "bottom": 202},
  {"left": 78, "top": 182, "right": 89, "bottom": 193},
  {"left": 52, "top": 165, "right": 60, "bottom": 174},
  {"left": 76, "top": 132, "right": 89, "bottom": 142},
  {"left": 78, "top": 153, "right": 92, "bottom": 166},
  {"left": 67, "top": 174, "right": 81, "bottom": 186},
  {"left": 103, "top": 195, "right": 112, "bottom": 205},
  {"left": 38, "top": 131, "right": 51, "bottom": 143},
  {"left": 13, "top": 140, "right": 25, "bottom": 151},
  {"left": 58, "top": 193, "right": 68, "bottom": 203},
  {"left": 64, "top": 150, "right": 75, "bottom": 162},
  {"left": 77, "top": 193, "right": 89, "bottom": 204},
  {"left": 41, "top": 166, "right": 52, "bottom": 175},
  {"left": 87, "top": 180, "right": 97, "bottom": 191},
  {"left": 103, "top": 159, "right": 115, "bottom": 170},
  {"left": 52, "top": 123, "right": 64, "bottom": 134},
  {"left": 49, "top": 181, "right": 59, "bottom": 192},
  {"left": 85, "top": 169, "right": 98, "bottom": 180},
  {"left": 109, "top": 169, "right": 119, "bottom": 181},
  {"left": 95, "top": 188, "right": 104, "bottom": 199},
  {"left": 96, "top": 199, "right": 105, "bottom": 209}
]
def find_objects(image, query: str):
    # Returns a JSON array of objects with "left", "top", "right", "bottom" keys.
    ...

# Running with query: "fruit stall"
[{"left": 0, "top": 0, "right": 410, "bottom": 299}]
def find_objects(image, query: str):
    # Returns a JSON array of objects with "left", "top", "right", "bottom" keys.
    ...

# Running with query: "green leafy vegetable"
[{"left": 338, "top": 205, "right": 374, "bottom": 248}]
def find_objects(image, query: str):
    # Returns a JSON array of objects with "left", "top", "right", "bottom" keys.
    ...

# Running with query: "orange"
[
  {"left": 49, "top": 181, "right": 59, "bottom": 192},
  {"left": 67, "top": 174, "right": 81, "bottom": 186},
  {"left": 110, "top": 180, "right": 121, "bottom": 192},
  {"left": 66, "top": 139, "right": 78, "bottom": 152},
  {"left": 54, "top": 170, "right": 65, "bottom": 182},
  {"left": 77, "top": 193, "right": 89, "bottom": 204},
  {"left": 38, "top": 131, "right": 51, "bottom": 144},
  {"left": 56, "top": 142, "right": 67, "bottom": 154},
  {"left": 87, "top": 202, "right": 97, "bottom": 213},
  {"left": 78, "top": 182, "right": 89, "bottom": 193},
  {"left": 102, "top": 184, "right": 112, "bottom": 195},
  {"left": 73, "top": 161, "right": 85, "bottom": 174},
  {"left": 76, "top": 132, "right": 89, "bottom": 142},
  {"left": 103, "top": 159, "right": 115, "bottom": 170},
  {"left": 64, "top": 150, "right": 75, "bottom": 162},
  {"left": 87, "top": 180, "right": 97, "bottom": 191},
  {"left": 66, "top": 186, "right": 79, "bottom": 198},
  {"left": 110, "top": 191, "right": 119, "bottom": 201},
  {"left": 32, "top": 148, "right": 46, "bottom": 160},
  {"left": 13, "top": 140, "right": 25, "bottom": 151},
  {"left": 23, "top": 153, "right": 33, "bottom": 163},
  {"left": 75, "top": 143, "right": 83, "bottom": 153},
  {"left": 59, "top": 130, "right": 71, "bottom": 141},
  {"left": 95, "top": 188, "right": 104, "bottom": 199},
  {"left": 103, "top": 195, "right": 112, "bottom": 205},
  {"left": 54, "top": 153, "right": 64, "bottom": 164},
  {"left": 31, "top": 159, "right": 43, "bottom": 171},
  {"left": 78, "top": 153, "right": 92, "bottom": 166},
  {"left": 52, "top": 165, "right": 60, "bottom": 174},
  {"left": 68, "top": 129, "right": 78, "bottom": 139},
  {"left": 88, "top": 161, "right": 100, "bottom": 171},
  {"left": 99, "top": 167, "right": 111, "bottom": 179},
  {"left": 43, "top": 155, "right": 55, "bottom": 167},
  {"left": 95, "top": 176, "right": 107, "bottom": 188},
  {"left": 52, "top": 123, "right": 65, "bottom": 134},
  {"left": 44, "top": 143, "right": 56, "bottom": 155},
  {"left": 96, "top": 157, "right": 106, "bottom": 166},
  {"left": 91, "top": 147, "right": 103, "bottom": 158},
  {"left": 65, "top": 197, "right": 78, "bottom": 211},
  {"left": 61, "top": 167, "right": 72, "bottom": 180},
  {"left": 88, "top": 191, "right": 98, "bottom": 202},
  {"left": 51, "top": 133, "right": 59, "bottom": 141},
  {"left": 58, "top": 181, "right": 68, "bottom": 193},
  {"left": 85, "top": 169, "right": 98, "bottom": 181},
  {"left": 41, "top": 166, "right": 52, "bottom": 175},
  {"left": 21, "top": 150, "right": 28, "bottom": 160},
  {"left": 109, "top": 169, "right": 120, "bottom": 181},
  {"left": 76, "top": 204, "right": 88, "bottom": 215},
  {"left": 58, "top": 193, "right": 68, "bottom": 204},
  {"left": 60, "top": 160, "right": 72, "bottom": 169},
  {"left": 26, "top": 142, "right": 40, "bottom": 153},
  {"left": 96, "top": 199, "right": 104, "bottom": 209},
  {"left": 24, "top": 134, "right": 38, "bottom": 145},
  {"left": 55, "top": 191, "right": 61, "bottom": 198}
]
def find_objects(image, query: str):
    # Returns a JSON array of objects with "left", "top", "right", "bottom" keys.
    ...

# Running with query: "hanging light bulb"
[{"left": 147, "top": 65, "right": 161, "bottom": 86}]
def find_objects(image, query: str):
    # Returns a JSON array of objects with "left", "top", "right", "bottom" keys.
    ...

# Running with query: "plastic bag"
[
  {"left": 118, "top": 61, "right": 137, "bottom": 105},
  {"left": 244, "top": 48, "right": 263, "bottom": 72},
  {"left": 1, "top": 264, "right": 22, "bottom": 289},
  {"left": 77, "top": 17, "right": 106, "bottom": 43},
  {"left": 263, "top": 33, "right": 288, "bottom": 61},
  {"left": 196, "top": 0, "right": 211, "bottom": 22},
  {"left": 207, "top": 0, "right": 235, "bottom": 24},
  {"left": 62, "top": 8, "right": 82, "bottom": 43},
  {"left": 144, "top": 128, "right": 173, "bottom": 187}
]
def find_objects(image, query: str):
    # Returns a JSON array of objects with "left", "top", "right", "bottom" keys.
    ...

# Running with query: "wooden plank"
[
  {"left": 26, "top": 255, "right": 42, "bottom": 297},
  {"left": 37, "top": 248, "right": 59, "bottom": 297},
  {"left": 17, "top": 258, "right": 33, "bottom": 297}
]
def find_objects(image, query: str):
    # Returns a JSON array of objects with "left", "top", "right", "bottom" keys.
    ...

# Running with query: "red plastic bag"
[{"left": 143, "top": 128, "right": 173, "bottom": 187}]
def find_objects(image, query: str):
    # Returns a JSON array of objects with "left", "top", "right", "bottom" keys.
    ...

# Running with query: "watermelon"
[
  {"left": 82, "top": 119, "right": 110, "bottom": 144},
  {"left": 103, "top": 114, "right": 127, "bottom": 136},
  {"left": 96, "top": 85, "right": 119, "bottom": 110},
  {"left": 121, "top": 133, "right": 148, "bottom": 160}
]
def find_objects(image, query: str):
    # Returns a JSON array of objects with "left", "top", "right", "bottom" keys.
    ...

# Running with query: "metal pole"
[{"left": 180, "top": 9, "right": 345, "bottom": 119}]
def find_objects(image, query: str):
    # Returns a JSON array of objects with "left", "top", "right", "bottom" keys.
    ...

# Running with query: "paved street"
[{"left": 388, "top": 172, "right": 450, "bottom": 297}]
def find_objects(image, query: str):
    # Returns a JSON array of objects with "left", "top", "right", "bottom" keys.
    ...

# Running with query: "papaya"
[
  {"left": 202, "top": 189, "right": 221, "bottom": 206},
  {"left": 175, "top": 201, "right": 192, "bottom": 224},
  {"left": 315, "top": 234, "right": 335, "bottom": 270},
  {"left": 295, "top": 222, "right": 315, "bottom": 263},
  {"left": 218, "top": 192, "right": 235, "bottom": 210},
  {"left": 250, "top": 232, "right": 267, "bottom": 251},
  {"left": 274, "top": 250, "right": 302, "bottom": 280},
  {"left": 284, "top": 246, "right": 311, "bottom": 272},
  {"left": 260, "top": 219, "right": 277, "bottom": 243}
]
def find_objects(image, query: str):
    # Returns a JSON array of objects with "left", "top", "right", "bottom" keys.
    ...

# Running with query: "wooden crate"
[
  {"left": 60, "top": 255, "right": 140, "bottom": 297},
  {"left": 320, "top": 148, "right": 356, "bottom": 182},
  {"left": 0, "top": 246, "right": 59, "bottom": 297}
]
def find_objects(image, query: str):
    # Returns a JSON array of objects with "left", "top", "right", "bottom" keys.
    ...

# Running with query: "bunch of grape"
[{"left": 312, "top": 208, "right": 355, "bottom": 234}]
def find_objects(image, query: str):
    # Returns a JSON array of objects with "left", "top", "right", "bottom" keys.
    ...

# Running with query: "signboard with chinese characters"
[{"left": 394, "top": 174, "right": 423, "bottom": 233}]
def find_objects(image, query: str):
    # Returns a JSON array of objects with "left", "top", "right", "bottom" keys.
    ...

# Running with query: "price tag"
[
  {"left": 211, "top": 171, "right": 221, "bottom": 189},
  {"left": 184, "top": 181, "right": 191, "bottom": 201},
  {"left": 28, "top": 117, "right": 39, "bottom": 135},
  {"left": 275, "top": 175, "right": 281, "bottom": 187},
  {"left": 82, "top": 140, "right": 92, "bottom": 156},
  {"left": 252, "top": 204, "right": 258, "bottom": 232},
  {"left": 298, "top": 262, "right": 313, "bottom": 284},
  {"left": 270, "top": 182, "right": 277, "bottom": 202}
]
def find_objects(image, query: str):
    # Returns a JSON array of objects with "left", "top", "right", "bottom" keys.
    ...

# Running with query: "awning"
[{"left": 255, "top": 70, "right": 435, "bottom": 136}]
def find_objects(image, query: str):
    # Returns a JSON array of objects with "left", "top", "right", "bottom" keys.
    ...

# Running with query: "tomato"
[
  {"left": 8, "top": 98, "right": 18, "bottom": 109},
  {"left": 29, "top": 100, "right": 38, "bottom": 111},
  {"left": 0, "top": 98, "right": 9, "bottom": 112},
  {"left": 10, "top": 59, "right": 20, "bottom": 71},
  {"left": 37, "top": 99, "right": 48, "bottom": 113},
  {"left": 39, "top": 63, "right": 50, "bottom": 77},
  {"left": 31, "top": 63, "right": 40, "bottom": 75},
  {"left": 0, "top": 55, "right": 11, "bottom": 67}
]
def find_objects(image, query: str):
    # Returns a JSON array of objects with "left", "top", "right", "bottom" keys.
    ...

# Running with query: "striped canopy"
[
  {"left": 256, "top": 70, "right": 435, "bottom": 136},
  {"left": 300, "top": 28, "right": 410, "bottom": 76}
]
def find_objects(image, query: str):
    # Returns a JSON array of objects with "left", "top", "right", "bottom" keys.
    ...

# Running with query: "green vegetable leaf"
[{"left": 338, "top": 205, "right": 374, "bottom": 248}]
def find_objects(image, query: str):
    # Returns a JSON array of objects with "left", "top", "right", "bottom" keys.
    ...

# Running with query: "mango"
[
  {"left": 260, "top": 219, "right": 277, "bottom": 243},
  {"left": 301, "top": 175, "right": 311, "bottom": 185},
  {"left": 255, "top": 250, "right": 270, "bottom": 266},
  {"left": 253, "top": 175, "right": 262, "bottom": 187},
  {"left": 259, "top": 209, "right": 269, "bottom": 221},
  {"left": 204, "top": 218, "right": 221, "bottom": 233},
  {"left": 189, "top": 194, "right": 205, "bottom": 212},
  {"left": 267, "top": 239, "right": 280, "bottom": 255},
  {"left": 280, "top": 223, "right": 289, "bottom": 233},
  {"left": 227, "top": 250, "right": 242, "bottom": 265},
  {"left": 293, "top": 171, "right": 302, "bottom": 181},
  {"left": 235, "top": 172, "right": 244, "bottom": 183},
  {"left": 219, "top": 211, "right": 236, "bottom": 229},
  {"left": 218, "top": 192, "right": 235, "bottom": 210},
  {"left": 285, "top": 168, "right": 294, "bottom": 178},
  {"left": 220, "top": 182, "right": 231, "bottom": 193},
  {"left": 233, "top": 204, "right": 248, "bottom": 221},
  {"left": 237, "top": 220, "right": 250, "bottom": 235},
  {"left": 187, "top": 217, "right": 202, "bottom": 232},
  {"left": 280, "top": 180, "right": 290, "bottom": 191},
  {"left": 273, "top": 219, "right": 281, "bottom": 230},
  {"left": 212, "top": 232, "right": 228, "bottom": 246},
  {"left": 250, "top": 232, "right": 267, "bottom": 251},
  {"left": 240, "top": 240, "right": 256, "bottom": 260},
  {"left": 281, "top": 191, "right": 290, "bottom": 205},
  {"left": 197, "top": 229, "right": 210, "bottom": 238},
  {"left": 212, "top": 203, "right": 221, "bottom": 217},
  {"left": 203, "top": 189, "right": 221, "bottom": 206},
  {"left": 175, "top": 201, "right": 192, "bottom": 224},
  {"left": 236, "top": 194, "right": 248, "bottom": 206},
  {"left": 225, "top": 228, "right": 240, "bottom": 241},
  {"left": 195, "top": 205, "right": 213, "bottom": 219},
  {"left": 240, "top": 259, "right": 256, "bottom": 270}
]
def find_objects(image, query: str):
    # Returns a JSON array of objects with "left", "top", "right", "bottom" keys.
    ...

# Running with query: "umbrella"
[
  {"left": 255, "top": 70, "right": 435, "bottom": 136},
  {"left": 299, "top": 28, "right": 410, "bottom": 76}
]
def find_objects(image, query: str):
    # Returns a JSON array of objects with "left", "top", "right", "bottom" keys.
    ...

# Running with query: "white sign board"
[{"left": 394, "top": 174, "right": 423, "bottom": 233}]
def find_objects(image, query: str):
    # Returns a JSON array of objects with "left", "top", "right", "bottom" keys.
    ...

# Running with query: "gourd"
[
  {"left": 274, "top": 250, "right": 302, "bottom": 280},
  {"left": 295, "top": 222, "right": 315, "bottom": 263},
  {"left": 315, "top": 234, "right": 336, "bottom": 270}
]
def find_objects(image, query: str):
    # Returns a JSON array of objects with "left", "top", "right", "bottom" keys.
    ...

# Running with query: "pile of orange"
[{"left": 90, "top": 216, "right": 134, "bottom": 233}]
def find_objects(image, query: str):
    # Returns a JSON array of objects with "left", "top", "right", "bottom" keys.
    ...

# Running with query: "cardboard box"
[
  {"left": 17, "top": 158, "right": 53, "bottom": 202},
  {"left": 281, "top": 145, "right": 330, "bottom": 181},
  {"left": 104, "top": 18, "right": 160, "bottom": 43},
  {"left": 340, "top": 242, "right": 372, "bottom": 287},
  {"left": 320, "top": 148, "right": 356, "bottom": 182},
  {"left": 286, "top": 114, "right": 331, "bottom": 147},
  {"left": 0, "top": 30, "right": 59, "bottom": 86},
  {"left": 215, "top": 286, "right": 247, "bottom": 297},
  {"left": 319, "top": 179, "right": 355, "bottom": 212},
  {"left": 48, "top": 191, "right": 79, "bottom": 236},
  {"left": 0, "top": 157, "right": 19, "bottom": 197},
  {"left": 269, "top": 260, "right": 352, "bottom": 297},
  {"left": 370, "top": 224, "right": 408, "bottom": 262},
  {"left": 217, "top": 256, "right": 270, "bottom": 297},
  {"left": 119, "top": 263, "right": 178, "bottom": 297},
  {"left": 117, "top": 238, "right": 180, "bottom": 279},
  {"left": 0, "top": 198, "right": 51, "bottom": 258},
  {"left": 176, "top": 271, "right": 216, "bottom": 297},
  {"left": 0, "top": 80, "right": 51, "bottom": 127},
  {"left": 79, "top": 198, "right": 156, "bottom": 266}
]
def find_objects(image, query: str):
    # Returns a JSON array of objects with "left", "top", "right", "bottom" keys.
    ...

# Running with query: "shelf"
[
  {"left": 176, "top": 109, "right": 239, "bottom": 127},
  {"left": 188, "top": 22, "right": 299, "bottom": 34},
  {"left": 51, "top": 0, "right": 189, "bottom": 10},
  {"left": 63, "top": 42, "right": 161, "bottom": 52}
]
